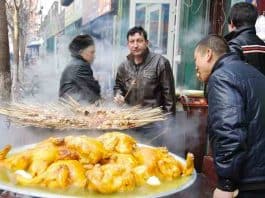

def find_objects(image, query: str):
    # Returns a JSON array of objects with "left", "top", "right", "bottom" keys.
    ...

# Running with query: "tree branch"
[{"left": 8, "top": 21, "right": 14, "bottom": 31}]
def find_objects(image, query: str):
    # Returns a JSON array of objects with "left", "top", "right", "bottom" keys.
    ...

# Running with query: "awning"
[{"left": 27, "top": 39, "right": 44, "bottom": 47}]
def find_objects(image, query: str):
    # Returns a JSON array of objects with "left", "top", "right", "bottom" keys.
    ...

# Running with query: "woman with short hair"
[{"left": 59, "top": 34, "right": 101, "bottom": 104}]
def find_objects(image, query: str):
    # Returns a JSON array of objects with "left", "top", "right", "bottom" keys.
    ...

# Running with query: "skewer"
[
  {"left": 0, "top": 102, "right": 166, "bottom": 130},
  {"left": 123, "top": 79, "right": 136, "bottom": 100}
]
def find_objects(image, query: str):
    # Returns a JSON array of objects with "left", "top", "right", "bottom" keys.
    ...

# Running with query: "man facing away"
[
  {"left": 114, "top": 26, "right": 176, "bottom": 114},
  {"left": 225, "top": 2, "right": 265, "bottom": 75},
  {"left": 194, "top": 35, "right": 265, "bottom": 198}
]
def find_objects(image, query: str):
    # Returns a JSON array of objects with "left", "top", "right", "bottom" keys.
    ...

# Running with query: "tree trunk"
[
  {"left": 0, "top": 0, "right": 12, "bottom": 102},
  {"left": 12, "top": 6, "right": 20, "bottom": 83},
  {"left": 20, "top": 33, "right": 27, "bottom": 82}
]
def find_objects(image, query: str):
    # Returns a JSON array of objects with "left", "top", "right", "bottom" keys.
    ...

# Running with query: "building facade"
[{"left": 40, "top": 0, "right": 265, "bottom": 90}]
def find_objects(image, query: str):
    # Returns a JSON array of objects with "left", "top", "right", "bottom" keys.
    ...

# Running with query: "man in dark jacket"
[
  {"left": 225, "top": 2, "right": 265, "bottom": 75},
  {"left": 114, "top": 26, "right": 176, "bottom": 113},
  {"left": 194, "top": 35, "right": 265, "bottom": 198},
  {"left": 59, "top": 34, "right": 101, "bottom": 104}
]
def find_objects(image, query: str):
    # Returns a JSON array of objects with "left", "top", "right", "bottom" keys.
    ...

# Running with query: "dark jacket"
[
  {"left": 207, "top": 53, "right": 265, "bottom": 192},
  {"left": 114, "top": 50, "right": 176, "bottom": 113},
  {"left": 224, "top": 26, "right": 265, "bottom": 76},
  {"left": 59, "top": 56, "right": 100, "bottom": 103}
]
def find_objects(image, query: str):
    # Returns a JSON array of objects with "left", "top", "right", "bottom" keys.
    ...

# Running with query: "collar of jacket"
[
  {"left": 224, "top": 26, "right": 256, "bottom": 41},
  {"left": 70, "top": 55, "right": 92, "bottom": 70},
  {"left": 211, "top": 53, "right": 241, "bottom": 74},
  {"left": 71, "top": 53, "right": 89, "bottom": 63},
  {"left": 127, "top": 48, "right": 153, "bottom": 66},
  {"left": 204, "top": 53, "right": 240, "bottom": 99}
]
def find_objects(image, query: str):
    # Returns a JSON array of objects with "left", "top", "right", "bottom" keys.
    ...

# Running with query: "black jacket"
[
  {"left": 207, "top": 53, "right": 265, "bottom": 191},
  {"left": 225, "top": 26, "right": 265, "bottom": 76},
  {"left": 59, "top": 56, "right": 100, "bottom": 103},
  {"left": 114, "top": 50, "right": 176, "bottom": 113}
]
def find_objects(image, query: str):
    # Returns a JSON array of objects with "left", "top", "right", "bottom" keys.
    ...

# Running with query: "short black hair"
[
  {"left": 195, "top": 35, "right": 229, "bottom": 56},
  {"left": 228, "top": 2, "right": 258, "bottom": 28},
  {"left": 127, "top": 26, "right": 148, "bottom": 41},
  {"left": 69, "top": 34, "right": 94, "bottom": 55}
]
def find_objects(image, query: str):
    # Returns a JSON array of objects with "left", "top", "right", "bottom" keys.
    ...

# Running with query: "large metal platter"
[{"left": 0, "top": 143, "right": 197, "bottom": 198}]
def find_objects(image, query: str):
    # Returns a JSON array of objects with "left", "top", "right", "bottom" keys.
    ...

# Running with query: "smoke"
[
  {"left": 15, "top": 34, "right": 71, "bottom": 103},
  {"left": 0, "top": 7, "right": 208, "bottom": 169},
  {"left": 0, "top": 110, "right": 206, "bottom": 162},
  {"left": 176, "top": 19, "right": 210, "bottom": 89},
  {"left": 0, "top": 12, "right": 131, "bottom": 147},
  {"left": 92, "top": 37, "right": 128, "bottom": 101},
  {"left": 19, "top": 35, "right": 121, "bottom": 104},
  {"left": 124, "top": 111, "right": 206, "bottom": 160},
  {"left": 183, "top": 19, "right": 210, "bottom": 47},
  {"left": 0, "top": 114, "right": 110, "bottom": 147}
]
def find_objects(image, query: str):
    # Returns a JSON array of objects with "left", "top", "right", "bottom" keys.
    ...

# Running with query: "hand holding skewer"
[
  {"left": 114, "top": 94, "right": 125, "bottom": 105},
  {"left": 114, "top": 79, "right": 136, "bottom": 105}
]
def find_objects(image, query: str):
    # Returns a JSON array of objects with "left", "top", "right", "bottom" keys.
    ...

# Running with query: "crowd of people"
[{"left": 58, "top": 2, "right": 265, "bottom": 198}]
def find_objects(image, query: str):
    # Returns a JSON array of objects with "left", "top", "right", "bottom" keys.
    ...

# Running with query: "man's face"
[
  {"left": 127, "top": 33, "right": 148, "bottom": 56},
  {"left": 81, "top": 45, "right": 95, "bottom": 63},
  {"left": 194, "top": 48, "right": 212, "bottom": 82}
]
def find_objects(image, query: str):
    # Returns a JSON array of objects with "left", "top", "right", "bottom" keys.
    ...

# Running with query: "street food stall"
[{"left": 0, "top": 95, "right": 214, "bottom": 197}]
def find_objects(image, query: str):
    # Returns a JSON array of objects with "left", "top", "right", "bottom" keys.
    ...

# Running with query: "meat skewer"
[{"left": 0, "top": 100, "right": 166, "bottom": 130}]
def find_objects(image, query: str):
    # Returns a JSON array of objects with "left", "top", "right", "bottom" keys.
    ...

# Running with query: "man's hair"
[
  {"left": 228, "top": 2, "right": 258, "bottom": 28},
  {"left": 127, "top": 26, "right": 148, "bottom": 41},
  {"left": 195, "top": 35, "right": 229, "bottom": 57},
  {"left": 69, "top": 34, "right": 94, "bottom": 55}
]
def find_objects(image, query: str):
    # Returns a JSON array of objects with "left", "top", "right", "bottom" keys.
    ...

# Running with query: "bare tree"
[
  {"left": 6, "top": 0, "right": 21, "bottom": 84},
  {"left": 6, "top": 0, "right": 37, "bottom": 83},
  {"left": 19, "top": 0, "right": 33, "bottom": 81},
  {"left": 0, "top": 0, "right": 12, "bottom": 102}
]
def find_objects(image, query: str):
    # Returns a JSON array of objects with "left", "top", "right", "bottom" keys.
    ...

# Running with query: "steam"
[
  {"left": 0, "top": 9, "right": 208, "bottom": 163},
  {"left": 19, "top": 34, "right": 122, "bottom": 104},
  {"left": 0, "top": 114, "right": 107, "bottom": 147},
  {"left": 176, "top": 19, "right": 210, "bottom": 89},
  {"left": 124, "top": 112, "right": 204, "bottom": 158},
  {"left": 183, "top": 19, "right": 209, "bottom": 46}
]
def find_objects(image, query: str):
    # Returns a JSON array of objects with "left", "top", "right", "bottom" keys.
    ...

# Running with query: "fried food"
[
  {"left": 108, "top": 153, "right": 138, "bottom": 168},
  {"left": 64, "top": 136, "right": 107, "bottom": 164},
  {"left": 87, "top": 164, "right": 136, "bottom": 193},
  {"left": 2, "top": 152, "right": 31, "bottom": 171},
  {"left": 0, "top": 138, "right": 79, "bottom": 176},
  {"left": 0, "top": 132, "right": 195, "bottom": 194},
  {"left": 133, "top": 147, "right": 184, "bottom": 180},
  {"left": 97, "top": 132, "right": 136, "bottom": 154},
  {"left": 183, "top": 153, "right": 195, "bottom": 176},
  {"left": 0, "top": 145, "right": 11, "bottom": 160},
  {"left": 16, "top": 160, "right": 87, "bottom": 189}
]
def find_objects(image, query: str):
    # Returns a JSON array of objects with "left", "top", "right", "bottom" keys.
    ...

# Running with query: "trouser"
[{"left": 237, "top": 190, "right": 265, "bottom": 198}]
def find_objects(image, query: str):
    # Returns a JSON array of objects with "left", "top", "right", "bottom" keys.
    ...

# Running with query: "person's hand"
[
  {"left": 94, "top": 98, "right": 105, "bottom": 107},
  {"left": 114, "top": 94, "right": 125, "bottom": 105},
  {"left": 213, "top": 188, "right": 239, "bottom": 198}
]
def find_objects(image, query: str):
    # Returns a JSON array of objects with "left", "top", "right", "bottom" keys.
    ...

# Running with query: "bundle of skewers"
[{"left": 0, "top": 98, "right": 166, "bottom": 130}]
